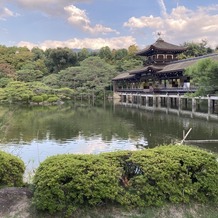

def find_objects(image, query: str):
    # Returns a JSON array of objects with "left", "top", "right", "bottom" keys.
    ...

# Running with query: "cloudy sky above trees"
[{"left": 0, "top": 0, "right": 218, "bottom": 50}]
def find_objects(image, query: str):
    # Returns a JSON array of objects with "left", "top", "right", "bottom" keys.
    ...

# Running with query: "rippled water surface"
[{"left": 0, "top": 102, "right": 217, "bottom": 176}]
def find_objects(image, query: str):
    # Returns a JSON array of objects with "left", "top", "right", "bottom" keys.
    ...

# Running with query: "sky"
[{"left": 0, "top": 0, "right": 218, "bottom": 50}]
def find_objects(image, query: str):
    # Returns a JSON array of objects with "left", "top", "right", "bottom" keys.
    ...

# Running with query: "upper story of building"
[{"left": 137, "top": 37, "right": 187, "bottom": 65}]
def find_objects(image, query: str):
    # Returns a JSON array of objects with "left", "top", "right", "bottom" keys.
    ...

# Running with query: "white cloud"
[
  {"left": 124, "top": 4, "right": 218, "bottom": 48},
  {"left": 64, "top": 5, "right": 119, "bottom": 35},
  {"left": 17, "top": 36, "right": 136, "bottom": 50},
  {"left": 0, "top": 7, "right": 18, "bottom": 20},
  {"left": 158, "top": 0, "right": 167, "bottom": 16},
  {"left": 3, "top": 0, "right": 118, "bottom": 36},
  {"left": 124, "top": 15, "right": 163, "bottom": 29}
]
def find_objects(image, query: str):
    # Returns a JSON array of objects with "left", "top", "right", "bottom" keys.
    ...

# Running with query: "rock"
[{"left": 0, "top": 187, "right": 32, "bottom": 218}]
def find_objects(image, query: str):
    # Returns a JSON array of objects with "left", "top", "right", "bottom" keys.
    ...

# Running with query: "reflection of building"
[{"left": 112, "top": 38, "right": 218, "bottom": 95}]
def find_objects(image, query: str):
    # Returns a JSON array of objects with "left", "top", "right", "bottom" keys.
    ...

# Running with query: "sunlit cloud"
[
  {"left": 124, "top": 2, "right": 218, "bottom": 48},
  {"left": 2, "top": 0, "right": 118, "bottom": 36},
  {"left": 64, "top": 5, "right": 119, "bottom": 35},
  {"left": 0, "top": 7, "right": 19, "bottom": 20},
  {"left": 17, "top": 36, "right": 136, "bottom": 50}
]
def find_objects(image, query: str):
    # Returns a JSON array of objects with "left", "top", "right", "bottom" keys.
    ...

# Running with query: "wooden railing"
[{"left": 116, "top": 87, "right": 197, "bottom": 94}]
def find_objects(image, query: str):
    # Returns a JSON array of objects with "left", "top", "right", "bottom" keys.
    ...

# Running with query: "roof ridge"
[{"left": 172, "top": 53, "right": 218, "bottom": 64}]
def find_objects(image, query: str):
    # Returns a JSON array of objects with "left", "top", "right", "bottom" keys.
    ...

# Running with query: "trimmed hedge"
[
  {"left": 33, "top": 154, "right": 121, "bottom": 214},
  {"left": 33, "top": 145, "right": 218, "bottom": 215},
  {"left": 0, "top": 151, "right": 25, "bottom": 187}
]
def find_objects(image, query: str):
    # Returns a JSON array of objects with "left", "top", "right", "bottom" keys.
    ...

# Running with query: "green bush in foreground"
[
  {"left": 33, "top": 145, "right": 218, "bottom": 215},
  {"left": 33, "top": 154, "right": 121, "bottom": 214},
  {"left": 0, "top": 150, "right": 25, "bottom": 187}
]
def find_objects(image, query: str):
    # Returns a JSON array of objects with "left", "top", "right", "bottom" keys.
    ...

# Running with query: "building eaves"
[
  {"left": 136, "top": 38, "right": 186, "bottom": 56},
  {"left": 157, "top": 53, "right": 218, "bottom": 74}
]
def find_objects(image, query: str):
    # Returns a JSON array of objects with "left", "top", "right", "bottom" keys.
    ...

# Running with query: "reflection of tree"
[
  {"left": 0, "top": 104, "right": 143, "bottom": 144},
  {"left": 114, "top": 105, "right": 218, "bottom": 151},
  {"left": 0, "top": 103, "right": 217, "bottom": 153},
  {"left": 0, "top": 106, "right": 15, "bottom": 142}
]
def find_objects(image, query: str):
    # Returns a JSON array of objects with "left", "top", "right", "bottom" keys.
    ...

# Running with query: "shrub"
[
  {"left": 31, "top": 95, "right": 43, "bottom": 104},
  {"left": 33, "top": 154, "right": 121, "bottom": 214},
  {"left": 0, "top": 151, "right": 25, "bottom": 187},
  {"left": 106, "top": 145, "right": 218, "bottom": 206},
  {"left": 33, "top": 145, "right": 218, "bottom": 215},
  {"left": 47, "top": 96, "right": 59, "bottom": 103},
  {"left": 41, "top": 94, "right": 48, "bottom": 101}
]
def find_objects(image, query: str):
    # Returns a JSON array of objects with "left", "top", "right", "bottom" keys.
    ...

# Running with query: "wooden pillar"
[
  {"left": 212, "top": 99, "right": 215, "bottom": 114},
  {"left": 178, "top": 94, "right": 181, "bottom": 111},
  {"left": 139, "top": 94, "right": 142, "bottom": 106},
  {"left": 113, "top": 81, "right": 116, "bottom": 92},
  {"left": 153, "top": 95, "right": 156, "bottom": 108},
  {"left": 157, "top": 96, "right": 161, "bottom": 108},
  {"left": 170, "top": 97, "right": 173, "bottom": 108},
  {"left": 192, "top": 98, "right": 196, "bottom": 113},
  {"left": 208, "top": 95, "right": 211, "bottom": 116},
  {"left": 145, "top": 96, "right": 148, "bottom": 106},
  {"left": 166, "top": 94, "right": 170, "bottom": 108}
]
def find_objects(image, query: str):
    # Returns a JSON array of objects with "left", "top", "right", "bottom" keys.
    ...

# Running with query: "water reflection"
[{"left": 0, "top": 102, "right": 217, "bottom": 176}]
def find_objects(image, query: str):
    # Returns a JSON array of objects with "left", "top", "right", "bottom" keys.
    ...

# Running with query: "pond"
[{"left": 0, "top": 101, "right": 217, "bottom": 178}]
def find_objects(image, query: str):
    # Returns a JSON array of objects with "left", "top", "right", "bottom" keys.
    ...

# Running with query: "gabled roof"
[
  {"left": 129, "top": 65, "right": 164, "bottom": 75},
  {"left": 136, "top": 38, "right": 186, "bottom": 56},
  {"left": 157, "top": 53, "right": 218, "bottom": 74},
  {"left": 112, "top": 65, "right": 164, "bottom": 81},
  {"left": 112, "top": 53, "right": 218, "bottom": 81}
]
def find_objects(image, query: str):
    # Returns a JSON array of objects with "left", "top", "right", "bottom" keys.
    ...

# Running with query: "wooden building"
[{"left": 112, "top": 38, "right": 218, "bottom": 95}]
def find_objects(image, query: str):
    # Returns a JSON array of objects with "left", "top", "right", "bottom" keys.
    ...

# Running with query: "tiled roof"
[
  {"left": 158, "top": 53, "right": 218, "bottom": 73},
  {"left": 112, "top": 53, "right": 218, "bottom": 81},
  {"left": 137, "top": 38, "right": 186, "bottom": 56},
  {"left": 112, "top": 72, "right": 135, "bottom": 80}
]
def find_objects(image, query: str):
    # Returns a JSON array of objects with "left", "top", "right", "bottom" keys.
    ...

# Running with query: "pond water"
[{"left": 0, "top": 101, "right": 217, "bottom": 178}]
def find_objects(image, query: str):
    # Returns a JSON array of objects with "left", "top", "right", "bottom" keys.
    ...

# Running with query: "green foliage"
[
  {"left": 0, "top": 78, "right": 13, "bottom": 88},
  {"left": 179, "top": 40, "right": 213, "bottom": 59},
  {"left": 45, "top": 48, "right": 78, "bottom": 74},
  {"left": 31, "top": 95, "right": 44, "bottom": 104},
  {"left": 4, "top": 81, "right": 33, "bottom": 103},
  {"left": 33, "top": 145, "right": 218, "bottom": 216},
  {"left": 55, "top": 87, "right": 74, "bottom": 100},
  {"left": 185, "top": 58, "right": 218, "bottom": 96},
  {"left": 47, "top": 96, "right": 59, "bottom": 103},
  {"left": 33, "top": 154, "right": 121, "bottom": 214},
  {"left": 57, "top": 57, "right": 116, "bottom": 98},
  {"left": 41, "top": 94, "right": 48, "bottom": 101},
  {"left": 17, "top": 69, "right": 43, "bottom": 82},
  {"left": 0, "top": 150, "right": 25, "bottom": 187},
  {"left": 42, "top": 74, "right": 59, "bottom": 88}
]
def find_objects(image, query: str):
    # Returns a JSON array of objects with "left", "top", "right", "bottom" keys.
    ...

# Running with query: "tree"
[
  {"left": 0, "top": 63, "right": 16, "bottom": 79},
  {"left": 77, "top": 48, "right": 90, "bottom": 62},
  {"left": 16, "top": 69, "right": 43, "bottom": 82},
  {"left": 0, "top": 46, "right": 33, "bottom": 70},
  {"left": 58, "top": 66, "right": 83, "bottom": 89},
  {"left": 113, "top": 49, "right": 128, "bottom": 60},
  {"left": 116, "top": 59, "right": 143, "bottom": 72},
  {"left": 45, "top": 48, "right": 78, "bottom": 74},
  {"left": 79, "top": 56, "right": 117, "bottom": 95},
  {"left": 98, "top": 46, "right": 113, "bottom": 62},
  {"left": 43, "top": 74, "right": 59, "bottom": 88},
  {"left": 128, "top": 44, "right": 139, "bottom": 55},
  {"left": 4, "top": 81, "right": 33, "bottom": 103},
  {"left": 185, "top": 58, "right": 218, "bottom": 96},
  {"left": 179, "top": 40, "right": 213, "bottom": 59}
]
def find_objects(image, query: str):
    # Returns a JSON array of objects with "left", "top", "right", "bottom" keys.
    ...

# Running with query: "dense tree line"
[
  {"left": 0, "top": 40, "right": 216, "bottom": 104},
  {"left": 0, "top": 44, "right": 144, "bottom": 104}
]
